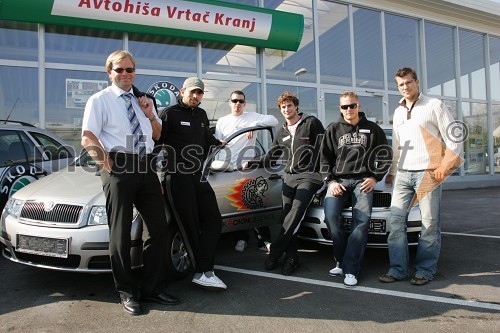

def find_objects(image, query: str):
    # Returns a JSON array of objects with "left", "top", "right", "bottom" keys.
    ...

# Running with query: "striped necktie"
[{"left": 122, "top": 93, "right": 146, "bottom": 157}]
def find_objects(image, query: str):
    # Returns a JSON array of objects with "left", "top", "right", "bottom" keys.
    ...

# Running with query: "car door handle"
[{"left": 268, "top": 174, "right": 282, "bottom": 181}]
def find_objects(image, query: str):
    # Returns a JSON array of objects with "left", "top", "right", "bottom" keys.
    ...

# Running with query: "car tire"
[{"left": 165, "top": 221, "right": 193, "bottom": 281}]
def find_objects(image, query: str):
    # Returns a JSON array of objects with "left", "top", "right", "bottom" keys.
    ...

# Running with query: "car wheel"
[{"left": 165, "top": 222, "right": 192, "bottom": 280}]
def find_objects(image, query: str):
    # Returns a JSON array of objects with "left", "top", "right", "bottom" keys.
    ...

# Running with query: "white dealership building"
[{"left": 0, "top": 0, "right": 499, "bottom": 188}]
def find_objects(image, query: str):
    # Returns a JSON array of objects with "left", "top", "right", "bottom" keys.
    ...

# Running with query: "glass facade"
[{"left": 0, "top": 0, "right": 499, "bottom": 186}]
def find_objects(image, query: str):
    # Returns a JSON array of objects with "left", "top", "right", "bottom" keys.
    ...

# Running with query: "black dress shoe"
[
  {"left": 281, "top": 257, "right": 299, "bottom": 276},
  {"left": 142, "top": 291, "right": 180, "bottom": 306},
  {"left": 265, "top": 256, "right": 279, "bottom": 270},
  {"left": 120, "top": 294, "right": 143, "bottom": 315}
]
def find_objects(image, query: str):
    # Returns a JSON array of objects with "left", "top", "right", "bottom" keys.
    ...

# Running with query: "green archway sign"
[{"left": 0, "top": 0, "right": 304, "bottom": 51}]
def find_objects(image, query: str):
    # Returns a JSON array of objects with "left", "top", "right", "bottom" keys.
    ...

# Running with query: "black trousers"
[
  {"left": 166, "top": 173, "right": 222, "bottom": 273},
  {"left": 270, "top": 173, "right": 323, "bottom": 260},
  {"left": 100, "top": 154, "right": 168, "bottom": 297}
]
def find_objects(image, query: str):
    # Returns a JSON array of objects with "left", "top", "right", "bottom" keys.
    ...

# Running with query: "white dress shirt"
[{"left": 82, "top": 84, "right": 159, "bottom": 154}]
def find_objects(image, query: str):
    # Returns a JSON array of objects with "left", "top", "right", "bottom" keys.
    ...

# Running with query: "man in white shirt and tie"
[{"left": 81, "top": 50, "right": 179, "bottom": 315}]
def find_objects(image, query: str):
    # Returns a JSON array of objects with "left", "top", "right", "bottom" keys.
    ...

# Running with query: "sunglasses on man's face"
[
  {"left": 230, "top": 99, "right": 245, "bottom": 104},
  {"left": 112, "top": 67, "right": 135, "bottom": 74},
  {"left": 340, "top": 103, "right": 358, "bottom": 110}
]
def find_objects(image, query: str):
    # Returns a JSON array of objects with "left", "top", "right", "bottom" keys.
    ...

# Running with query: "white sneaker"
[
  {"left": 259, "top": 241, "right": 271, "bottom": 253},
  {"left": 234, "top": 240, "right": 247, "bottom": 252},
  {"left": 344, "top": 274, "right": 358, "bottom": 287},
  {"left": 192, "top": 272, "right": 227, "bottom": 290},
  {"left": 329, "top": 263, "right": 343, "bottom": 276}
]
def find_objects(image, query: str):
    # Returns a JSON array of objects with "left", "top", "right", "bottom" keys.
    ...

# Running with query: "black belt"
[{"left": 109, "top": 152, "right": 153, "bottom": 162}]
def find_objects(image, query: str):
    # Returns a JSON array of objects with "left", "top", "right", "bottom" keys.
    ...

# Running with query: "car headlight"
[
  {"left": 88, "top": 206, "right": 108, "bottom": 225},
  {"left": 4, "top": 198, "right": 24, "bottom": 218},
  {"left": 87, "top": 206, "right": 140, "bottom": 226}
]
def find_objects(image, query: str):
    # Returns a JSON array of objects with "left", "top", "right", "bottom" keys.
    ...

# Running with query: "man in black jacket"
[
  {"left": 157, "top": 77, "right": 227, "bottom": 290},
  {"left": 320, "top": 91, "right": 391, "bottom": 287},
  {"left": 261, "top": 91, "right": 325, "bottom": 276}
]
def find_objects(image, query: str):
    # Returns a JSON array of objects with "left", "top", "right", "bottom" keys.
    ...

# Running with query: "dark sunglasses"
[
  {"left": 340, "top": 103, "right": 358, "bottom": 110},
  {"left": 112, "top": 67, "right": 135, "bottom": 73},
  {"left": 230, "top": 99, "right": 245, "bottom": 104}
]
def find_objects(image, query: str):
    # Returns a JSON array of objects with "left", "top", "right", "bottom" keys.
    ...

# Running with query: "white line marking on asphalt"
[
  {"left": 215, "top": 265, "right": 500, "bottom": 312},
  {"left": 442, "top": 232, "right": 500, "bottom": 239}
]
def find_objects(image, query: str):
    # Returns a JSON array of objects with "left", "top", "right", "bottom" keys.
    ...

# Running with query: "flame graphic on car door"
[{"left": 225, "top": 176, "right": 269, "bottom": 211}]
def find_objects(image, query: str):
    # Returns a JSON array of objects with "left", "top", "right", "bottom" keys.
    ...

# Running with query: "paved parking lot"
[{"left": 0, "top": 187, "right": 499, "bottom": 332}]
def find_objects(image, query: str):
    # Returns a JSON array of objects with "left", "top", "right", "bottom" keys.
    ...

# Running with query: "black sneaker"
[
  {"left": 281, "top": 257, "right": 299, "bottom": 276},
  {"left": 265, "top": 256, "right": 279, "bottom": 270}
]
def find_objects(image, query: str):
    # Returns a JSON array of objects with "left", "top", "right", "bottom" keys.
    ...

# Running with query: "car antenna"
[
  {"left": 3, "top": 97, "right": 20, "bottom": 124},
  {"left": 210, "top": 101, "right": 219, "bottom": 123}
]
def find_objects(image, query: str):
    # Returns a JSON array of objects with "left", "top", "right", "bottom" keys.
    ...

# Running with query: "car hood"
[{"left": 12, "top": 166, "right": 104, "bottom": 205}]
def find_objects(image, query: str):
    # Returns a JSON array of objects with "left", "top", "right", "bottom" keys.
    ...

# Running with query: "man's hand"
[
  {"left": 328, "top": 182, "right": 346, "bottom": 197},
  {"left": 360, "top": 177, "right": 376, "bottom": 193},
  {"left": 138, "top": 96, "right": 154, "bottom": 119},
  {"left": 385, "top": 174, "right": 394, "bottom": 186},
  {"left": 246, "top": 131, "right": 255, "bottom": 140},
  {"left": 220, "top": 140, "right": 227, "bottom": 147},
  {"left": 432, "top": 165, "right": 449, "bottom": 182}
]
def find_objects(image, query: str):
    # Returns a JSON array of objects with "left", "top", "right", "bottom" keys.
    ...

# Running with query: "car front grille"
[
  {"left": 20, "top": 202, "right": 83, "bottom": 224},
  {"left": 315, "top": 191, "right": 391, "bottom": 208},
  {"left": 372, "top": 192, "right": 391, "bottom": 208},
  {"left": 13, "top": 250, "right": 81, "bottom": 269}
]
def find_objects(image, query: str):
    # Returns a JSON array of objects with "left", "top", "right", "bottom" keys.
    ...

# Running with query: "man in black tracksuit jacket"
[
  {"left": 261, "top": 92, "right": 325, "bottom": 276},
  {"left": 320, "top": 91, "right": 391, "bottom": 287},
  {"left": 157, "top": 77, "right": 227, "bottom": 290}
]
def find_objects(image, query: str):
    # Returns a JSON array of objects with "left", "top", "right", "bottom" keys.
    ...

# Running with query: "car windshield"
[{"left": 73, "top": 150, "right": 96, "bottom": 167}]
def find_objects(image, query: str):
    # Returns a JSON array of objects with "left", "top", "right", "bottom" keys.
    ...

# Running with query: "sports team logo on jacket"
[{"left": 338, "top": 132, "right": 368, "bottom": 149}]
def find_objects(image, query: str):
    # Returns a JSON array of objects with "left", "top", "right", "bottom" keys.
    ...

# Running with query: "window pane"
[
  {"left": 201, "top": 79, "right": 260, "bottom": 121},
  {"left": 385, "top": 14, "right": 420, "bottom": 91},
  {"left": 0, "top": 130, "right": 37, "bottom": 165},
  {"left": 459, "top": 30, "right": 486, "bottom": 100},
  {"left": 0, "top": 21, "right": 37, "bottom": 61},
  {"left": 264, "top": 0, "right": 316, "bottom": 83},
  {"left": 353, "top": 8, "right": 383, "bottom": 89},
  {"left": 489, "top": 36, "right": 500, "bottom": 102},
  {"left": 45, "top": 69, "right": 109, "bottom": 150},
  {"left": 45, "top": 26, "right": 122, "bottom": 65},
  {"left": 493, "top": 104, "right": 500, "bottom": 173},
  {"left": 29, "top": 132, "right": 73, "bottom": 160},
  {"left": 266, "top": 84, "right": 317, "bottom": 122},
  {"left": 0, "top": 66, "right": 38, "bottom": 123},
  {"left": 129, "top": 34, "right": 196, "bottom": 73},
  {"left": 202, "top": 41, "right": 257, "bottom": 77},
  {"left": 324, "top": 92, "right": 340, "bottom": 125},
  {"left": 359, "top": 96, "right": 383, "bottom": 124},
  {"left": 318, "top": 1, "right": 351, "bottom": 86},
  {"left": 425, "top": 22, "right": 456, "bottom": 97},
  {"left": 463, "top": 102, "right": 487, "bottom": 175},
  {"left": 388, "top": 94, "right": 401, "bottom": 123}
]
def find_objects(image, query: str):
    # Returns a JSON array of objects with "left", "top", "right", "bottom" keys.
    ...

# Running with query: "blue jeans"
[
  {"left": 387, "top": 170, "right": 442, "bottom": 281},
  {"left": 324, "top": 178, "right": 373, "bottom": 277}
]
